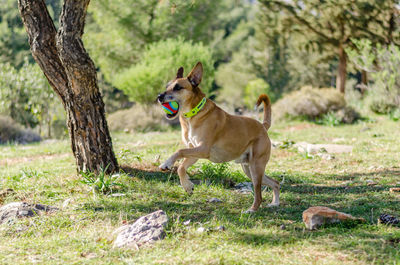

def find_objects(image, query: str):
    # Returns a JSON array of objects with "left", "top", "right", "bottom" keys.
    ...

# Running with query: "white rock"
[
  {"left": 197, "top": 227, "right": 206, "bottom": 233},
  {"left": 113, "top": 210, "right": 168, "bottom": 249},
  {"left": 294, "top": 142, "right": 353, "bottom": 154}
]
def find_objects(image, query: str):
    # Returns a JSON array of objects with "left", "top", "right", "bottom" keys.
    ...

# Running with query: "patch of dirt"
[
  {"left": 284, "top": 123, "right": 318, "bottom": 132},
  {"left": 0, "top": 153, "right": 72, "bottom": 167},
  {"left": 272, "top": 149, "right": 295, "bottom": 159},
  {"left": 121, "top": 162, "right": 177, "bottom": 175}
]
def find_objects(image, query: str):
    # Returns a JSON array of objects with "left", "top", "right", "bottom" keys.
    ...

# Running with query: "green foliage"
[
  {"left": 389, "top": 108, "right": 400, "bottom": 121},
  {"left": 197, "top": 162, "right": 246, "bottom": 187},
  {"left": 113, "top": 38, "right": 214, "bottom": 104},
  {"left": 259, "top": 0, "right": 399, "bottom": 92},
  {"left": 243, "top": 78, "right": 274, "bottom": 109},
  {"left": 347, "top": 40, "right": 400, "bottom": 114},
  {"left": 81, "top": 168, "right": 126, "bottom": 195},
  {"left": 0, "top": 0, "right": 62, "bottom": 68},
  {"left": 0, "top": 61, "right": 64, "bottom": 137},
  {"left": 316, "top": 112, "right": 341, "bottom": 127},
  {"left": 85, "top": 0, "right": 249, "bottom": 81},
  {"left": 215, "top": 49, "right": 257, "bottom": 107}
]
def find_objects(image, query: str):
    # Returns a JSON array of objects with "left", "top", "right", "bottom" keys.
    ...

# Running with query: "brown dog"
[{"left": 157, "top": 62, "right": 280, "bottom": 212}]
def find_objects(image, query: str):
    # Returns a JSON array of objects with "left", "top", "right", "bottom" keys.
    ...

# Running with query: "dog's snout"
[{"left": 157, "top": 93, "right": 165, "bottom": 103}]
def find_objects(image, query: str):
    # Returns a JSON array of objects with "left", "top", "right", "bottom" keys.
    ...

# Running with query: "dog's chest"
[{"left": 187, "top": 123, "right": 200, "bottom": 147}]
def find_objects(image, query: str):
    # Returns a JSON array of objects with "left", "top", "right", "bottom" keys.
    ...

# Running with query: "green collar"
[{"left": 183, "top": 97, "right": 207, "bottom": 118}]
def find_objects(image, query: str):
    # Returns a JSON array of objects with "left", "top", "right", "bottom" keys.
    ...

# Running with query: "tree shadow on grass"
[{"left": 119, "top": 164, "right": 400, "bottom": 216}]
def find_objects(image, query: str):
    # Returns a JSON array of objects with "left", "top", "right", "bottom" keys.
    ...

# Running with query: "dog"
[{"left": 157, "top": 62, "right": 280, "bottom": 212}]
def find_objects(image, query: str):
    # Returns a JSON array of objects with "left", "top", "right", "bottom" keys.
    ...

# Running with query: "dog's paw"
[
  {"left": 266, "top": 202, "right": 280, "bottom": 208},
  {"left": 159, "top": 159, "right": 174, "bottom": 171},
  {"left": 243, "top": 208, "right": 257, "bottom": 214},
  {"left": 182, "top": 181, "right": 194, "bottom": 194}
]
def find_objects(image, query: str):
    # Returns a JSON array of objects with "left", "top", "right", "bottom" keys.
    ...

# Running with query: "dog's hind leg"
[
  {"left": 243, "top": 164, "right": 280, "bottom": 207},
  {"left": 246, "top": 161, "right": 265, "bottom": 213},
  {"left": 262, "top": 175, "right": 280, "bottom": 207},
  {"left": 177, "top": 158, "right": 197, "bottom": 194},
  {"left": 241, "top": 164, "right": 252, "bottom": 180}
]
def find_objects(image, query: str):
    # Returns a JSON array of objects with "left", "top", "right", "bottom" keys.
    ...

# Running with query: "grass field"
[{"left": 0, "top": 116, "right": 399, "bottom": 264}]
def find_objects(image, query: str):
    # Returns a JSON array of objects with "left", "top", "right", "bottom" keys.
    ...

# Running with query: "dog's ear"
[
  {"left": 176, "top": 67, "right": 184, "bottom": 79},
  {"left": 187, "top": 62, "right": 203, "bottom": 87}
]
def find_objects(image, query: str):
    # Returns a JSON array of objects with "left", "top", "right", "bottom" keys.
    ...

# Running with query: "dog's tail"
[{"left": 255, "top": 94, "right": 271, "bottom": 130}]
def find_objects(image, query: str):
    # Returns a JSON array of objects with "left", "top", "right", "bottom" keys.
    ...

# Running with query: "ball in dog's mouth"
[{"left": 161, "top": 101, "right": 179, "bottom": 120}]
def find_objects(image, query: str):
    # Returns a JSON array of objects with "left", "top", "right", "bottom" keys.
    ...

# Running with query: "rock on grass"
[
  {"left": 0, "top": 202, "right": 58, "bottom": 225},
  {"left": 303, "top": 206, "right": 365, "bottom": 230},
  {"left": 113, "top": 210, "right": 168, "bottom": 249}
]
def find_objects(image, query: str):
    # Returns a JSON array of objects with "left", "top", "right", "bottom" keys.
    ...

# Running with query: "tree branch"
[
  {"left": 56, "top": 0, "right": 98, "bottom": 97},
  {"left": 263, "top": 0, "right": 338, "bottom": 45},
  {"left": 18, "top": 0, "right": 69, "bottom": 101}
]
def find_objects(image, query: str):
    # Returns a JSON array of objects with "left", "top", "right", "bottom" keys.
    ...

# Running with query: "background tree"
[
  {"left": 84, "top": 0, "right": 252, "bottom": 82},
  {"left": 18, "top": 0, "right": 118, "bottom": 173},
  {"left": 114, "top": 38, "right": 215, "bottom": 104},
  {"left": 260, "top": 0, "right": 400, "bottom": 93},
  {"left": 0, "top": 0, "right": 61, "bottom": 68}
]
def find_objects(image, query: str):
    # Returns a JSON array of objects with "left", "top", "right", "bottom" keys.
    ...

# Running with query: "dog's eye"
[{"left": 173, "top": 84, "right": 182, "bottom": 91}]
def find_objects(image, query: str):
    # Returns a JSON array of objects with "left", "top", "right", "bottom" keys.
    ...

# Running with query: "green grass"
[{"left": 0, "top": 117, "right": 399, "bottom": 264}]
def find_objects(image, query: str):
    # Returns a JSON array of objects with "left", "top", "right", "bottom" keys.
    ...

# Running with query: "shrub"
[
  {"left": 272, "top": 86, "right": 345, "bottom": 121},
  {"left": 0, "top": 115, "right": 41, "bottom": 144},
  {"left": 107, "top": 104, "right": 171, "bottom": 132},
  {"left": 196, "top": 162, "right": 246, "bottom": 187},
  {"left": 215, "top": 50, "right": 257, "bottom": 108},
  {"left": 0, "top": 61, "right": 64, "bottom": 137},
  {"left": 243, "top": 78, "right": 275, "bottom": 109},
  {"left": 113, "top": 38, "right": 214, "bottom": 104},
  {"left": 81, "top": 167, "right": 126, "bottom": 195}
]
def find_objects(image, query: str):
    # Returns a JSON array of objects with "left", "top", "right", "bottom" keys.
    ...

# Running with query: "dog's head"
[{"left": 157, "top": 62, "right": 204, "bottom": 120}]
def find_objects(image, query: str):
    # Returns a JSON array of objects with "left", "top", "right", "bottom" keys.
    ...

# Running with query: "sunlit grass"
[{"left": 0, "top": 117, "right": 399, "bottom": 264}]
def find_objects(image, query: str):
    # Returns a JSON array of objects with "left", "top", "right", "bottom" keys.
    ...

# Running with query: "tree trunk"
[
  {"left": 336, "top": 44, "right": 347, "bottom": 94},
  {"left": 18, "top": 0, "right": 118, "bottom": 174},
  {"left": 361, "top": 70, "right": 368, "bottom": 86}
]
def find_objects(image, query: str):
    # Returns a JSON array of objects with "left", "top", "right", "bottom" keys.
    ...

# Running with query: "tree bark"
[
  {"left": 361, "top": 70, "right": 368, "bottom": 86},
  {"left": 336, "top": 44, "right": 347, "bottom": 94},
  {"left": 18, "top": 0, "right": 118, "bottom": 174}
]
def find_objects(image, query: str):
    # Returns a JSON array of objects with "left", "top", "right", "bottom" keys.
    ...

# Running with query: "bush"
[
  {"left": 273, "top": 86, "right": 345, "bottom": 121},
  {"left": 215, "top": 49, "right": 257, "bottom": 108},
  {"left": 113, "top": 38, "right": 214, "bottom": 104},
  {"left": 0, "top": 61, "right": 64, "bottom": 138},
  {"left": 0, "top": 115, "right": 41, "bottom": 144},
  {"left": 243, "top": 78, "right": 275, "bottom": 109},
  {"left": 107, "top": 104, "right": 171, "bottom": 132}
]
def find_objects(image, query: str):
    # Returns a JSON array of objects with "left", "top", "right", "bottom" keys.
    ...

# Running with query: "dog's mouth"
[{"left": 161, "top": 101, "right": 180, "bottom": 120}]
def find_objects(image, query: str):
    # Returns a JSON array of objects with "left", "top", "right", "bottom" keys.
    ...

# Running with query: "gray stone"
[
  {"left": 234, "top": 182, "right": 253, "bottom": 194},
  {"left": 0, "top": 202, "right": 58, "bottom": 225},
  {"left": 216, "top": 225, "right": 225, "bottom": 231},
  {"left": 113, "top": 210, "right": 168, "bottom": 249},
  {"left": 317, "top": 153, "right": 335, "bottom": 160},
  {"left": 207, "top": 198, "right": 222, "bottom": 203}
]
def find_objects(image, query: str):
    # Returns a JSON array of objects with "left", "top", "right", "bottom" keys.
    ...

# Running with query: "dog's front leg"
[
  {"left": 160, "top": 145, "right": 210, "bottom": 170},
  {"left": 177, "top": 158, "right": 198, "bottom": 194}
]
